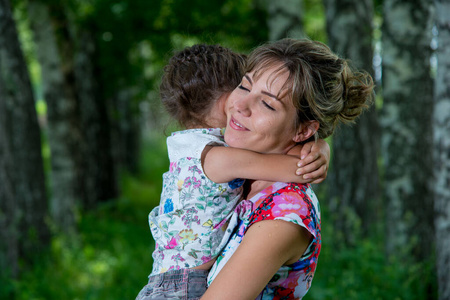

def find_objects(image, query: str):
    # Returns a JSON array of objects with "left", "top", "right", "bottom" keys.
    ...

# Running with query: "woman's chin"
[{"left": 224, "top": 135, "right": 248, "bottom": 150}]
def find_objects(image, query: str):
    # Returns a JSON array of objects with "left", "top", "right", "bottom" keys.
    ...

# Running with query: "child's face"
[{"left": 204, "top": 93, "right": 229, "bottom": 128}]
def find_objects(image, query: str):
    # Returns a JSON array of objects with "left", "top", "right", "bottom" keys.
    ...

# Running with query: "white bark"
[
  {"left": 433, "top": 1, "right": 450, "bottom": 299},
  {"left": 382, "top": 0, "right": 434, "bottom": 261},
  {"left": 28, "top": 2, "right": 79, "bottom": 233},
  {"left": 264, "top": 0, "right": 304, "bottom": 40}
]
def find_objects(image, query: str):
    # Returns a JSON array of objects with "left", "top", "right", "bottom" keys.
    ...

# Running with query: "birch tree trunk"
[
  {"left": 433, "top": 1, "right": 450, "bottom": 299},
  {"left": 381, "top": 0, "right": 434, "bottom": 261},
  {"left": 28, "top": 1, "right": 118, "bottom": 222},
  {"left": 28, "top": 1, "right": 81, "bottom": 233},
  {"left": 264, "top": 0, "right": 305, "bottom": 40},
  {"left": 0, "top": 0, "right": 49, "bottom": 280},
  {"left": 324, "top": 0, "right": 380, "bottom": 244}
]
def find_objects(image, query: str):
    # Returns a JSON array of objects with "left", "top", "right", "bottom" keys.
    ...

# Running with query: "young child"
[{"left": 136, "top": 44, "right": 329, "bottom": 300}]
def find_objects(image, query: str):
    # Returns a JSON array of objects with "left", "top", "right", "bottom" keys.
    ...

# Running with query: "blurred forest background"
[{"left": 1, "top": 0, "right": 449, "bottom": 299}]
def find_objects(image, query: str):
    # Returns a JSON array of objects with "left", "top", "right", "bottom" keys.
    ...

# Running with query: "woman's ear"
[{"left": 293, "top": 121, "right": 320, "bottom": 143}]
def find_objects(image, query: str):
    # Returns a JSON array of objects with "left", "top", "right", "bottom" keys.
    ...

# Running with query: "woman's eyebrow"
[
  {"left": 244, "top": 75, "right": 252, "bottom": 85},
  {"left": 262, "top": 91, "right": 280, "bottom": 101},
  {"left": 247, "top": 74, "right": 280, "bottom": 101}
]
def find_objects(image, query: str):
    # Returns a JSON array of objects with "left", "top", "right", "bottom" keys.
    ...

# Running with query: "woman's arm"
[
  {"left": 202, "top": 140, "right": 329, "bottom": 184},
  {"left": 200, "top": 219, "right": 311, "bottom": 300}
]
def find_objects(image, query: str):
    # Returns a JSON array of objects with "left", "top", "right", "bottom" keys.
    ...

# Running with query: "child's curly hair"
[{"left": 160, "top": 44, "right": 246, "bottom": 128}]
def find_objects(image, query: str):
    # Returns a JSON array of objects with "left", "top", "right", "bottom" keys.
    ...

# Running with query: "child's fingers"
[
  {"left": 297, "top": 152, "right": 319, "bottom": 167},
  {"left": 297, "top": 152, "right": 324, "bottom": 169},
  {"left": 300, "top": 142, "right": 313, "bottom": 160},
  {"left": 303, "top": 164, "right": 328, "bottom": 181},
  {"left": 296, "top": 164, "right": 315, "bottom": 175},
  {"left": 296, "top": 158, "right": 325, "bottom": 175}
]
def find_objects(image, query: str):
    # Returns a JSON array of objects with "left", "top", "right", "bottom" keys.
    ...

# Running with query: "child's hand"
[{"left": 296, "top": 139, "right": 330, "bottom": 184}]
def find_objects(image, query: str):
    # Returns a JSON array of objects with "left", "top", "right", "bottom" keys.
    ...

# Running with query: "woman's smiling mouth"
[{"left": 230, "top": 117, "right": 247, "bottom": 131}]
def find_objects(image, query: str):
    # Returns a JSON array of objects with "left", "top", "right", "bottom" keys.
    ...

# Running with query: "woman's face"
[{"left": 224, "top": 65, "right": 302, "bottom": 154}]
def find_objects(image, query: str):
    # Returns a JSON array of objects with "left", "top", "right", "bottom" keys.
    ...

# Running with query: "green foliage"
[
  {"left": 304, "top": 0, "right": 327, "bottom": 42},
  {"left": 9, "top": 203, "right": 154, "bottom": 300},
  {"left": 121, "top": 132, "right": 169, "bottom": 208},
  {"left": 7, "top": 135, "right": 168, "bottom": 300},
  {"left": 305, "top": 206, "right": 438, "bottom": 300},
  {"left": 12, "top": 0, "right": 43, "bottom": 101},
  {"left": 77, "top": 0, "right": 268, "bottom": 105}
]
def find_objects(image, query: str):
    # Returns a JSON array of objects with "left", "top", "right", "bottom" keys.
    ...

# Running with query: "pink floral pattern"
[
  {"left": 208, "top": 182, "right": 321, "bottom": 300},
  {"left": 250, "top": 183, "right": 321, "bottom": 299}
]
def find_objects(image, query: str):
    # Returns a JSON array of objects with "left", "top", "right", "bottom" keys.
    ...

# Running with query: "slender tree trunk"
[
  {"left": 433, "top": 1, "right": 450, "bottom": 299},
  {"left": 28, "top": 1, "right": 118, "bottom": 223},
  {"left": 28, "top": 1, "right": 81, "bottom": 233},
  {"left": 0, "top": 0, "right": 49, "bottom": 280},
  {"left": 111, "top": 88, "right": 141, "bottom": 174},
  {"left": 264, "top": 0, "right": 305, "bottom": 40},
  {"left": 324, "top": 0, "right": 380, "bottom": 244},
  {"left": 0, "top": 107, "right": 18, "bottom": 282},
  {"left": 75, "top": 28, "right": 118, "bottom": 207},
  {"left": 381, "top": 0, "right": 434, "bottom": 261}
]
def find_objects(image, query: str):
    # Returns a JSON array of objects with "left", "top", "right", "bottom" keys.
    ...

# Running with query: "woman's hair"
[
  {"left": 160, "top": 44, "right": 246, "bottom": 128},
  {"left": 246, "top": 38, "right": 375, "bottom": 139}
]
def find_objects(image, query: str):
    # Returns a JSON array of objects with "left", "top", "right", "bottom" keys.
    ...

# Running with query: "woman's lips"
[{"left": 229, "top": 117, "right": 248, "bottom": 131}]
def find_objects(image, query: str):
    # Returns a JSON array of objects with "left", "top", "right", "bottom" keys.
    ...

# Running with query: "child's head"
[{"left": 160, "top": 44, "right": 246, "bottom": 128}]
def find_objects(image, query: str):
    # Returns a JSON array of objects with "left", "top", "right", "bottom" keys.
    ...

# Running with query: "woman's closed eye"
[
  {"left": 238, "top": 84, "right": 250, "bottom": 92},
  {"left": 262, "top": 100, "right": 275, "bottom": 111}
]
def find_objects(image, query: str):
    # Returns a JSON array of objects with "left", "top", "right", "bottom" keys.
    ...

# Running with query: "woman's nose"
[{"left": 234, "top": 95, "right": 251, "bottom": 117}]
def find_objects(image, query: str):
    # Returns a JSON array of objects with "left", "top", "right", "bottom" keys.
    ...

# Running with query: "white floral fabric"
[{"left": 149, "top": 128, "right": 244, "bottom": 275}]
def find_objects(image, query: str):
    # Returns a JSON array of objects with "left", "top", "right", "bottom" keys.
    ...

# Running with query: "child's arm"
[
  {"left": 202, "top": 146, "right": 300, "bottom": 183},
  {"left": 202, "top": 141, "right": 328, "bottom": 184}
]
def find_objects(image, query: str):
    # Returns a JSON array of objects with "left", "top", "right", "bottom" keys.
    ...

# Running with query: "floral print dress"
[
  {"left": 207, "top": 182, "right": 321, "bottom": 300},
  {"left": 149, "top": 128, "right": 244, "bottom": 275}
]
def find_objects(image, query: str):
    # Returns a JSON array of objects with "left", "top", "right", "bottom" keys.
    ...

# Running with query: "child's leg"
[{"left": 136, "top": 269, "right": 209, "bottom": 300}]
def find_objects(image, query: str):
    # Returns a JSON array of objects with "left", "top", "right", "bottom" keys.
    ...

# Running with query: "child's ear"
[{"left": 293, "top": 121, "right": 320, "bottom": 143}]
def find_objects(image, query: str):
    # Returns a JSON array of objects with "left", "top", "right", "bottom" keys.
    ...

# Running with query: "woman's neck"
[{"left": 244, "top": 179, "right": 275, "bottom": 200}]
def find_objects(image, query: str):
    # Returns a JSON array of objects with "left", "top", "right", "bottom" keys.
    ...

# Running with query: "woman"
[
  {"left": 135, "top": 43, "right": 330, "bottom": 300},
  {"left": 202, "top": 38, "right": 374, "bottom": 299}
]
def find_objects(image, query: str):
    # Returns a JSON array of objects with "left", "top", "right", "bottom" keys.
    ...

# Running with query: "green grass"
[{"left": 12, "top": 202, "right": 155, "bottom": 300}]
